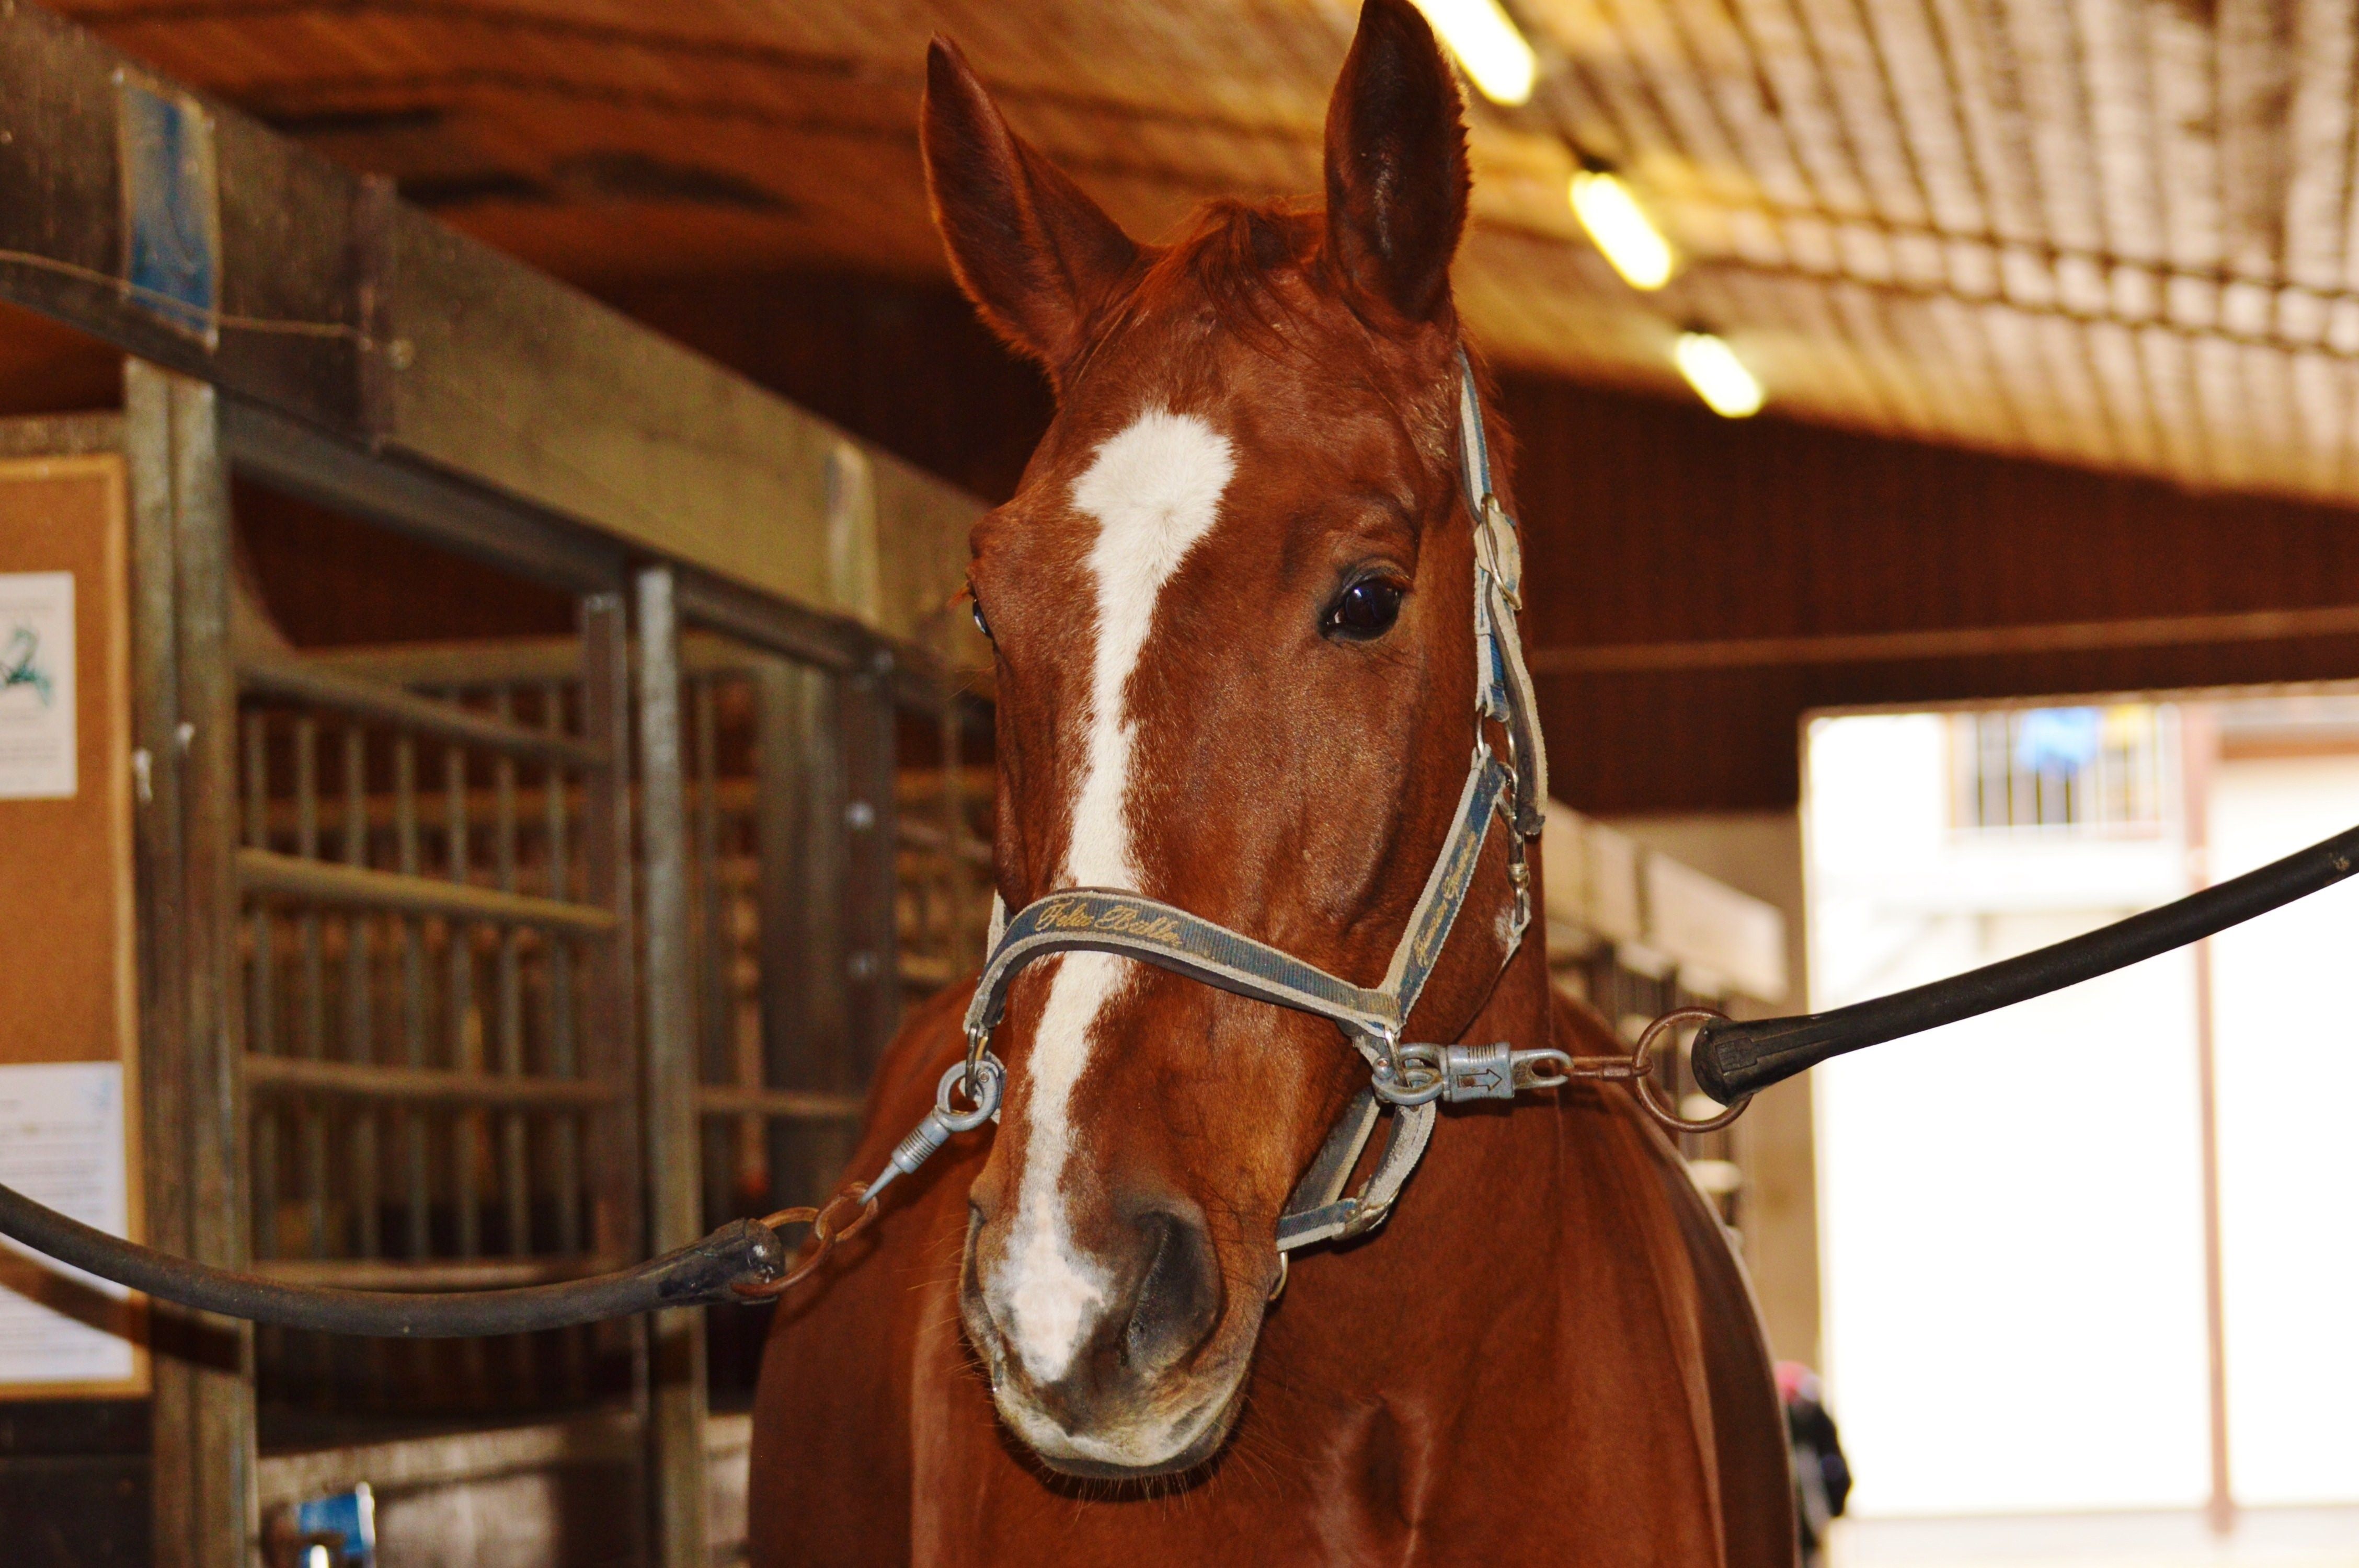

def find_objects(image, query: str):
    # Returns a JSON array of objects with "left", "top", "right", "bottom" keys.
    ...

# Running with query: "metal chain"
[{"left": 737, "top": 1185, "right": 882, "bottom": 1300}]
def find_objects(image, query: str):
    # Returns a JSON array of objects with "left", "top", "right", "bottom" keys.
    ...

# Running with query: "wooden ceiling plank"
[
  {"left": 1917, "top": 0, "right": 2049, "bottom": 244},
  {"left": 1973, "top": 300, "right": 2076, "bottom": 461},
  {"left": 1586, "top": 0, "right": 1776, "bottom": 212},
  {"left": 1659, "top": 192, "right": 1758, "bottom": 266},
  {"left": 2064, "top": 0, "right": 2165, "bottom": 266},
  {"left": 1988, "top": 0, "right": 2106, "bottom": 256},
  {"left": 1721, "top": 0, "right": 1877, "bottom": 217},
  {"left": 2215, "top": 0, "right": 2298, "bottom": 282},
  {"left": 2082, "top": 312, "right": 2165, "bottom": 467},
  {"left": 2191, "top": 335, "right": 2258, "bottom": 489},
  {"left": 2285, "top": 349, "right": 2344, "bottom": 496},
  {"left": 1562, "top": 0, "right": 1858, "bottom": 289},
  {"left": 2335, "top": 356, "right": 2359, "bottom": 496},
  {"left": 1926, "top": 291, "right": 2033, "bottom": 448},
  {"left": 2137, "top": 321, "right": 2223, "bottom": 488},
  {"left": 1782, "top": 0, "right": 1937, "bottom": 227},
  {"left": 1734, "top": 267, "right": 1907, "bottom": 425},
  {"left": 2305, "top": 0, "right": 2359, "bottom": 304},
  {"left": 1525, "top": 0, "right": 1696, "bottom": 171},
  {"left": 1851, "top": 0, "right": 1993, "bottom": 238},
  {"left": 2076, "top": 316, "right": 2159, "bottom": 470},
  {"left": 1944, "top": 245, "right": 2068, "bottom": 458},
  {"left": 1826, "top": 280, "right": 1941, "bottom": 436},
  {"left": 2139, "top": 0, "right": 2225, "bottom": 295},
  {"left": 41, "top": 0, "right": 2359, "bottom": 505},
  {"left": 1874, "top": 283, "right": 1992, "bottom": 439},
  {"left": 1654, "top": 0, "right": 1827, "bottom": 228},
  {"left": 2239, "top": 341, "right": 2306, "bottom": 493},
  {"left": 1529, "top": 28, "right": 1654, "bottom": 169},
  {"left": 1856, "top": 286, "right": 1960, "bottom": 432},
  {"left": 2034, "top": 309, "right": 2124, "bottom": 465}
]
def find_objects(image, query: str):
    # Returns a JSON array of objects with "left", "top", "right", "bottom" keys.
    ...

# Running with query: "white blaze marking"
[{"left": 995, "top": 409, "right": 1234, "bottom": 1385}]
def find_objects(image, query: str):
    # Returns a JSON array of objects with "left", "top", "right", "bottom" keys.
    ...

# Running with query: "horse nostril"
[{"left": 1122, "top": 1210, "right": 1223, "bottom": 1375}]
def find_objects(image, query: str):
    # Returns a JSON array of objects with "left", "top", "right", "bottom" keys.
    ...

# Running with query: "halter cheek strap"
[{"left": 869, "top": 348, "right": 1551, "bottom": 1252}]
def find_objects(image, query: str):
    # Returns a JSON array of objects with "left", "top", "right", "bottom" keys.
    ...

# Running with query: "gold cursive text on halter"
[{"left": 1035, "top": 898, "right": 1185, "bottom": 945}]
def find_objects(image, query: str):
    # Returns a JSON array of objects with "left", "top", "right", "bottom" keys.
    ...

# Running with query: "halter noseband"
[{"left": 866, "top": 349, "right": 1554, "bottom": 1253}]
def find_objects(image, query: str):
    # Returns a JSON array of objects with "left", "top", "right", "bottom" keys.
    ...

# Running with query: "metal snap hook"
[{"left": 862, "top": 1055, "right": 1007, "bottom": 1206}]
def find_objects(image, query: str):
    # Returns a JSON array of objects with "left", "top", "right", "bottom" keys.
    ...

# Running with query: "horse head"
[{"left": 926, "top": 0, "right": 1530, "bottom": 1478}]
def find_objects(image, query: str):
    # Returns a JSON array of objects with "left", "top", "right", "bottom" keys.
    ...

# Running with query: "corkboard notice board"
[{"left": 0, "top": 452, "right": 147, "bottom": 1398}]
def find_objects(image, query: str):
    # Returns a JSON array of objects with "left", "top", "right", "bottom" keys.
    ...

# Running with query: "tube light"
[
  {"left": 1411, "top": 0, "right": 1538, "bottom": 106},
  {"left": 1674, "top": 332, "right": 1763, "bottom": 418},
  {"left": 1569, "top": 169, "right": 1674, "bottom": 290}
]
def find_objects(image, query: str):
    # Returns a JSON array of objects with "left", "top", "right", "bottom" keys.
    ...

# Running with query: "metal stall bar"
[
  {"left": 839, "top": 656, "right": 904, "bottom": 1080},
  {"left": 230, "top": 654, "right": 632, "bottom": 1330},
  {"left": 635, "top": 567, "right": 709, "bottom": 1568},
  {"left": 579, "top": 594, "right": 649, "bottom": 1564}
]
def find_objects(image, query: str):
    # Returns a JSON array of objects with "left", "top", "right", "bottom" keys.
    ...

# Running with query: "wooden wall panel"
[
  {"left": 1500, "top": 373, "right": 2359, "bottom": 811},
  {"left": 594, "top": 272, "right": 1054, "bottom": 510}
]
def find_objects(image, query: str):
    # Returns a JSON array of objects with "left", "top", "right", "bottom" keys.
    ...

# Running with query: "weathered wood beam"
[{"left": 0, "top": 1, "right": 988, "bottom": 668}]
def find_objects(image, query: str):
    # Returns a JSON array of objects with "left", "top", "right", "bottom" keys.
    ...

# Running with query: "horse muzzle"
[{"left": 960, "top": 1194, "right": 1261, "bottom": 1477}]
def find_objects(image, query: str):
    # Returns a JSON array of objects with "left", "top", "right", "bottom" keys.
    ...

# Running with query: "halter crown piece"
[{"left": 857, "top": 350, "right": 1557, "bottom": 1253}]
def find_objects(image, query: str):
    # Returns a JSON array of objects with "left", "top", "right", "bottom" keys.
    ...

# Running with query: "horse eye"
[
  {"left": 1324, "top": 578, "right": 1405, "bottom": 641},
  {"left": 971, "top": 596, "right": 993, "bottom": 641}
]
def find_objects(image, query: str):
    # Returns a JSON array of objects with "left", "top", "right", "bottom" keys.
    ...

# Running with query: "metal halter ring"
[
  {"left": 936, "top": 1055, "right": 1004, "bottom": 1133},
  {"left": 1372, "top": 1045, "right": 1447, "bottom": 1107},
  {"left": 1629, "top": 1007, "right": 1753, "bottom": 1135}
]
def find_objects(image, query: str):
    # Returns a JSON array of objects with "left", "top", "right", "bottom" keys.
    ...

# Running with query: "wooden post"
[
  {"left": 634, "top": 567, "right": 708, "bottom": 1568},
  {"left": 578, "top": 590, "right": 649, "bottom": 1562},
  {"left": 128, "top": 360, "right": 259, "bottom": 1568}
]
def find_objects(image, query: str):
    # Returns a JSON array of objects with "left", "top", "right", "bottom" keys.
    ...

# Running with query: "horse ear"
[
  {"left": 923, "top": 39, "right": 1139, "bottom": 381},
  {"left": 1322, "top": 0, "right": 1471, "bottom": 329}
]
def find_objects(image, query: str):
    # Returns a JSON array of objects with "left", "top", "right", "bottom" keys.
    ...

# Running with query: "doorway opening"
[{"left": 1805, "top": 688, "right": 2359, "bottom": 1561}]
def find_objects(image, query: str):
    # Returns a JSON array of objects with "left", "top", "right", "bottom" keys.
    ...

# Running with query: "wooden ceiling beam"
[{"left": 39, "top": 0, "right": 2359, "bottom": 506}]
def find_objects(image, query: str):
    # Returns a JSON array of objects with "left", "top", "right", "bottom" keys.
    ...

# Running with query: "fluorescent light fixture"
[
  {"left": 1569, "top": 169, "right": 1674, "bottom": 290},
  {"left": 1675, "top": 332, "right": 1763, "bottom": 418},
  {"left": 1411, "top": 0, "right": 1538, "bottom": 106}
]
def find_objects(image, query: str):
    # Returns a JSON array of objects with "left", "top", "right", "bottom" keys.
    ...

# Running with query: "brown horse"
[{"left": 749, "top": 2, "right": 1793, "bottom": 1561}]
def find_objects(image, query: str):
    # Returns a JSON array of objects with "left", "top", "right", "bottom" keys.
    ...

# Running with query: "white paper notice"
[
  {"left": 0, "top": 571, "right": 76, "bottom": 800},
  {"left": 0, "top": 1062, "right": 134, "bottom": 1387}
]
